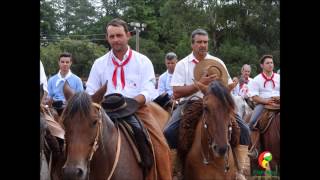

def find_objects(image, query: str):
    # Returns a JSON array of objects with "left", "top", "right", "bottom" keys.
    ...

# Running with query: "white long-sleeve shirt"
[
  {"left": 170, "top": 52, "right": 232, "bottom": 101},
  {"left": 86, "top": 47, "right": 158, "bottom": 103},
  {"left": 248, "top": 72, "right": 280, "bottom": 99},
  {"left": 40, "top": 61, "right": 48, "bottom": 93}
]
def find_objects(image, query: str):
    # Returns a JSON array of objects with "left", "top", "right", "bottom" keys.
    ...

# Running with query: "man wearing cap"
[
  {"left": 86, "top": 18, "right": 172, "bottom": 180},
  {"left": 158, "top": 52, "right": 178, "bottom": 98},
  {"left": 163, "top": 28, "right": 251, "bottom": 176},
  {"left": 247, "top": 55, "right": 280, "bottom": 130}
]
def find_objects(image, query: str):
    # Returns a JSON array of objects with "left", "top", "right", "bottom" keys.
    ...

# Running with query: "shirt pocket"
[{"left": 126, "top": 74, "right": 139, "bottom": 90}]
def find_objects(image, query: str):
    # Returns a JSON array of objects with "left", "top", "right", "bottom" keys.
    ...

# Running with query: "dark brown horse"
[
  {"left": 178, "top": 81, "right": 241, "bottom": 180},
  {"left": 40, "top": 84, "right": 66, "bottom": 180},
  {"left": 61, "top": 84, "right": 145, "bottom": 180},
  {"left": 250, "top": 106, "right": 280, "bottom": 176}
]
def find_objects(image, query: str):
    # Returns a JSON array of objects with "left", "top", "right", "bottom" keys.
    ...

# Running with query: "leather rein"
[
  {"left": 199, "top": 97, "right": 233, "bottom": 173},
  {"left": 87, "top": 102, "right": 122, "bottom": 180}
]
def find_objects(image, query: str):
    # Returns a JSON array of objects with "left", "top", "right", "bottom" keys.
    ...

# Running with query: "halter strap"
[
  {"left": 87, "top": 102, "right": 122, "bottom": 180},
  {"left": 107, "top": 125, "right": 121, "bottom": 180}
]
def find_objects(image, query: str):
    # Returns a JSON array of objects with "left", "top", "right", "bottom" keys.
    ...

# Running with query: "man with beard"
[{"left": 163, "top": 28, "right": 251, "bottom": 177}]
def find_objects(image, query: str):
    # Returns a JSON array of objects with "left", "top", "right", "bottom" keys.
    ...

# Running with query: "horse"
[
  {"left": 232, "top": 95, "right": 253, "bottom": 124},
  {"left": 61, "top": 82, "right": 171, "bottom": 180},
  {"left": 40, "top": 84, "right": 66, "bottom": 180},
  {"left": 177, "top": 80, "right": 241, "bottom": 180},
  {"left": 249, "top": 104, "right": 280, "bottom": 176}
]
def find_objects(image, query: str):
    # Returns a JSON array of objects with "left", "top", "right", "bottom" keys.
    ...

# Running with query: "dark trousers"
[{"left": 163, "top": 103, "right": 251, "bottom": 149}]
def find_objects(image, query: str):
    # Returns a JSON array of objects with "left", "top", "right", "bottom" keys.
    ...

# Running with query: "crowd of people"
[{"left": 40, "top": 17, "right": 280, "bottom": 179}]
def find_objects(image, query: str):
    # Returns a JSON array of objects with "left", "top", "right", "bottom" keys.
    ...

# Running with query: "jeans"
[{"left": 248, "top": 104, "right": 264, "bottom": 130}]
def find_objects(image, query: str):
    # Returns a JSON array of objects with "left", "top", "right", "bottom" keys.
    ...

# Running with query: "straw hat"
[{"left": 194, "top": 58, "right": 229, "bottom": 86}]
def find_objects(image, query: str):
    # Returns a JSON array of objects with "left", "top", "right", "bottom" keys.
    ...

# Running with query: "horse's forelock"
[
  {"left": 62, "top": 92, "right": 93, "bottom": 123},
  {"left": 208, "top": 81, "right": 235, "bottom": 113}
]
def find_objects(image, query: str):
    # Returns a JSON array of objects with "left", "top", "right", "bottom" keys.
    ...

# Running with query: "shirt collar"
[
  {"left": 111, "top": 46, "right": 131, "bottom": 64},
  {"left": 188, "top": 52, "right": 210, "bottom": 62}
]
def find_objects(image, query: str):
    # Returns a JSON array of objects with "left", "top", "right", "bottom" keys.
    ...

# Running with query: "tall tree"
[{"left": 62, "top": 0, "right": 97, "bottom": 34}]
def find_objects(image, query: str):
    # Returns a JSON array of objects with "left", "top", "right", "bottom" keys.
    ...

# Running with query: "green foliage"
[
  {"left": 218, "top": 38, "right": 259, "bottom": 77},
  {"left": 40, "top": 39, "right": 107, "bottom": 78},
  {"left": 41, "top": 0, "right": 280, "bottom": 78}
]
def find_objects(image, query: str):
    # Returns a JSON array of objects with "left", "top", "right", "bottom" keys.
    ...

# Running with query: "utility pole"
[{"left": 129, "top": 22, "right": 147, "bottom": 52}]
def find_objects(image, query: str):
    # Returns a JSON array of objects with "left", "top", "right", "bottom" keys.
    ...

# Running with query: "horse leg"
[{"left": 262, "top": 113, "right": 280, "bottom": 175}]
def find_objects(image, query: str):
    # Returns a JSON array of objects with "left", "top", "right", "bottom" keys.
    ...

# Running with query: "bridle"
[
  {"left": 199, "top": 96, "right": 233, "bottom": 173},
  {"left": 65, "top": 102, "right": 121, "bottom": 180}
]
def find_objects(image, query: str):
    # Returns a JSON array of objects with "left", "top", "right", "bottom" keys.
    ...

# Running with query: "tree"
[
  {"left": 40, "top": 39, "right": 107, "bottom": 78},
  {"left": 41, "top": 0, "right": 59, "bottom": 46}
]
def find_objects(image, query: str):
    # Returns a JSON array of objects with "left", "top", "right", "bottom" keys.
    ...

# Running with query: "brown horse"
[
  {"left": 61, "top": 83, "right": 171, "bottom": 180},
  {"left": 249, "top": 106, "right": 280, "bottom": 176},
  {"left": 40, "top": 84, "right": 66, "bottom": 180},
  {"left": 178, "top": 81, "right": 241, "bottom": 180}
]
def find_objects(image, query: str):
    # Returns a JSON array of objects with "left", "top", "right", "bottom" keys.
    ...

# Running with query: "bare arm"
[{"left": 173, "top": 84, "right": 199, "bottom": 99}]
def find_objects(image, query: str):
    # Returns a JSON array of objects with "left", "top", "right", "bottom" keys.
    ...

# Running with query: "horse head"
[
  {"left": 62, "top": 82, "right": 108, "bottom": 180},
  {"left": 201, "top": 80, "right": 236, "bottom": 157}
]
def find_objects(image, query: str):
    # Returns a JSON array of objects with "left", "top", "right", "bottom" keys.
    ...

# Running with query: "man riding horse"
[
  {"left": 247, "top": 55, "right": 280, "bottom": 130},
  {"left": 163, "top": 28, "right": 251, "bottom": 177},
  {"left": 85, "top": 18, "right": 172, "bottom": 179}
]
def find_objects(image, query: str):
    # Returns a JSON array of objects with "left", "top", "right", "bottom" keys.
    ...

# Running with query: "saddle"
[
  {"left": 153, "top": 92, "right": 176, "bottom": 112},
  {"left": 41, "top": 105, "right": 65, "bottom": 140},
  {"left": 249, "top": 106, "right": 280, "bottom": 158},
  {"left": 109, "top": 114, "right": 154, "bottom": 178},
  {"left": 253, "top": 107, "right": 279, "bottom": 133}
]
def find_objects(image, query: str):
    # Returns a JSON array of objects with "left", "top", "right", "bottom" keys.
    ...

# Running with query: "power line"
[
  {"left": 42, "top": 33, "right": 105, "bottom": 37},
  {"left": 40, "top": 38, "right": 106, "bottom": 41}
]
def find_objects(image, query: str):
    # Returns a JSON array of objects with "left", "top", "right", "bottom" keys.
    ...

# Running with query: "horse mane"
[
  {"left": 177, "top": 98, "right": 203, "bottom": 164},
  {"left": 209, "top": 81, "right": 240, "bottom": 146},
  {"left": 178, "top": 81, "right": 240, "bottom": 164},
  {"left": 61, "top": 92, "right": 93, "bottom": 124},
  {"left": 208, "top": 81, "right": 235, "bottom": 114}
]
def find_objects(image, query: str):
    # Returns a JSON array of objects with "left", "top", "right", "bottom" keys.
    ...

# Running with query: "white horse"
[{"left": 232, "top": 95, "right": 253, "bottom": 123}]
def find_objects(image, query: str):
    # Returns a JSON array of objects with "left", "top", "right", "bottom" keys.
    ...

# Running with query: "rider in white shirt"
[{"left": 248, "top": 55, "right": 280, "bottom": 130}]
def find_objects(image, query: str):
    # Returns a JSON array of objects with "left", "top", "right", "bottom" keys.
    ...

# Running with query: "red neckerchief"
[
  {"left": 111, "top": 49, "right": 133, "bottom": 89},
  {"left": 240, "top": 77, "right": 249, "bottom": 89},
  {"left": 261, "top": 72, "right": 275, "bottom": 88},
  {"left": 192, "top": 59, "right": 199, "bottom": 64}
]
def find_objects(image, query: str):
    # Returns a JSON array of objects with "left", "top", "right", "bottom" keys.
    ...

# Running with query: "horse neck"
[{"left": 92, "top": 112, "right": 119, "bottom": 172}]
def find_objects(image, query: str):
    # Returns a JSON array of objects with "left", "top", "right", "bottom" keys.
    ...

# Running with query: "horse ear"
[
  {"left": 63, "top": 81, "right": 75, "bottom": 101},
  {"left": 91, "top": 80, "right": 108, "bottom": 104},
  {"left": 196, "top": 81, "right": 208, "bottom": 95}
]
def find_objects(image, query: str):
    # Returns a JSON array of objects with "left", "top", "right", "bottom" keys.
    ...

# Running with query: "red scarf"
[
  {"left": 240, "top": 77, "right": 249, "bottom": 89},
  {"left": 261, "top": 72, "right": 275, "bottom": 88},
  {"left": 192, "top": 59, "right": 199, "bottom": 64},
  {"left": 111, "top": 49, "right": 133, "bottom": 89}
]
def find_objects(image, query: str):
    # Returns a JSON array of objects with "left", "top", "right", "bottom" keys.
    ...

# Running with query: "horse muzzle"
[
  {"left": 62, "top": 164, "right": 88, "bottom": 180},
  {"left": 212, "top": 143, "right": 228, "bottom": 157}
]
